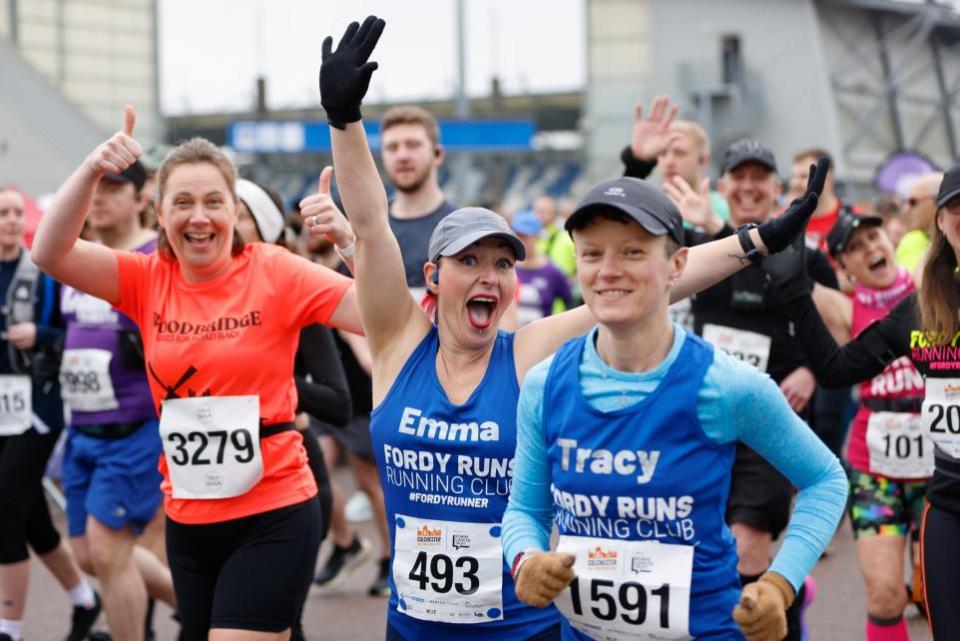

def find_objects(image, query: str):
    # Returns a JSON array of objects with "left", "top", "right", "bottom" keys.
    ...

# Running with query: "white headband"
[{"left": 236, "top": 179, "right": 284, "bottom": 243}]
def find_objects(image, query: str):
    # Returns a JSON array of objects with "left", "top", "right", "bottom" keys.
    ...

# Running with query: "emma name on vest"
[
  {"left": 398, "top": 406, "right": 500, "bottom": 442},
  {"left": 557, "top": 438, "right": 660, "bottom": 484}
]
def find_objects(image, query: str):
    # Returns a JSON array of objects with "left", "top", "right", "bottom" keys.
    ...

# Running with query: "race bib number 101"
[{"left": 555, "top": 536, "right": 693, "bottom": 641}]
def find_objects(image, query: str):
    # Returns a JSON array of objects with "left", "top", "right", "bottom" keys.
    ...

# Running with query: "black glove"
[
  {"left": 319, "top": 15, "right": 386, "bottom": 129},
  {"left": 762, "top": 234, "right": 810, "bottom": 306},
  {"left": 757, "top": 155, "right": 830, "bottom": 254}
]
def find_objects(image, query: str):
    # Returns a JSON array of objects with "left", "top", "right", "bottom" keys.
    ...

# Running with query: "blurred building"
[
  {"left": 166, "top": 89, "right": 586, "bottom": 212},
  {"left": 585, "top": 0, "right": 960, "bottom": 198},
  {"left": 0, "top": 0, "right": 160, "bottom": 194}
]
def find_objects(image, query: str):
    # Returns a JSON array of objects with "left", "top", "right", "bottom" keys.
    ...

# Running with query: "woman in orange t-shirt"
[{"left": 32, "top": 108, "right": 363, "bottom": 641}]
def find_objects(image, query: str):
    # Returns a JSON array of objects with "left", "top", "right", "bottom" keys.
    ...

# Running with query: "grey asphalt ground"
[{"left": 23, "top": 469, "right": 931, "bottom": 641}]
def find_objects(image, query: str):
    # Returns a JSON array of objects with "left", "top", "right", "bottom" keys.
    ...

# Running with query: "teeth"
[
  {"left": 472, "top": 296, "right": 496, "bottom": 303},
  {"left": 598, "top": 289, "right": 630, "bottom": 296}
]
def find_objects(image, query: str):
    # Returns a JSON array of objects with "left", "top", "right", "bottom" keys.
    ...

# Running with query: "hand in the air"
[
  {"left": 319, "top": 16, "right": 386, "bottom": 129},
  {"left": 85, "top": 106, "right": 142, "bottom": 178},
  {"left": 629, "top": 96, "right": 680, "bottom": 161}
]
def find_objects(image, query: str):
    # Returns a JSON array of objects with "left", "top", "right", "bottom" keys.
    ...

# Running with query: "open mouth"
[
  {"left": 596, "top": 288, "right": 631, "bottom": 298},
  {"left": 184, "top": 231, "right": 215, "bottom": 248},
  {"left": 466, "top": 295, "right": 498, "bottom": 329},
  {"left": 868, "top": 256, "right": 888, "bottom": 274}
]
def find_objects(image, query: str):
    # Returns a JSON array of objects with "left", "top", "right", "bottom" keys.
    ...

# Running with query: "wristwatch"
[{"left": 736, "top": 224, "right": 764, "bottom": 265}]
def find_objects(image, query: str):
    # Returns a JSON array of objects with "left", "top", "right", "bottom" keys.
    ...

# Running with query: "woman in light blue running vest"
[
  {"left": 314, "top": 16, "right": 833, "bottom": 641},
  {"left": 501, "top": 178, "right": 847, "bottom": 641}
]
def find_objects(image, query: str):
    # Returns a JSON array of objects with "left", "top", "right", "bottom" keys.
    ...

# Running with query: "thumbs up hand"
[
  {"left": 299, "top": 166, "right": 356, "bottom": 251},
  {"left": 86, "top": 105, "right": 143, "bottom": 177}
]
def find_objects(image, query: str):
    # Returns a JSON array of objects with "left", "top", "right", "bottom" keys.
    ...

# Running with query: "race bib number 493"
[
  {"left": 555, "top": 536, "right": 693, "bottom": 641},
  {"left": 393, "top": 515, "right": 503, "bottom": 624}
]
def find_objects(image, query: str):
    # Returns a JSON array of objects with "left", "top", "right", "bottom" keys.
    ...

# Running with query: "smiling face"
[
  {"left": 0, "top": 190, "right": 25, "bottom": 255},
  {"left": 157, "top": 162, "right": 238, "bottom": 282},
  {"left": 719, "top": 162, "right": 782, "bottom": 226},
  {"left": 426, "top": 238, "right": 518, "bottom": 350},
  {"left": 572, "top": 214, "right": 687, "bottom": 330},
  {"left": 838, "top": 224, "right": 896, "bottom": 289}
]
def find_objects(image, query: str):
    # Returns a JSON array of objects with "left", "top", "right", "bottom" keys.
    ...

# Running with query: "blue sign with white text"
[{"left": 228, "top": 119, "right": 535, "bottom": 154}]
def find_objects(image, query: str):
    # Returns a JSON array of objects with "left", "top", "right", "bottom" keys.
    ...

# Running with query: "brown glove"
[
  {"left": 732, "top": 572, "right": 795, "bottom": 641},
  {"left": 513, "top": 552, "right": 576, "bottom": 608}
]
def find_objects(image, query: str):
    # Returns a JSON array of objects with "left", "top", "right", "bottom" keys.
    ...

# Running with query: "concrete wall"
[{"left": 1, "top": 0, "right": 160, "bottom": 143}]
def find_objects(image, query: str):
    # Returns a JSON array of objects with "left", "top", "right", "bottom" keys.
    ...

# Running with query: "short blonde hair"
[
  {"left": 668, "top": 120, "right": 709, "bottom": 156},
  {"left": 155, "top": 138, "right": 244, "bottom": 259}
]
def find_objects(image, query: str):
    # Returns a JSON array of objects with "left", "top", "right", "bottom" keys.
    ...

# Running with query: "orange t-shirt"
[{"left": 114, "top": 243, "right": 353, "bottom": 524}]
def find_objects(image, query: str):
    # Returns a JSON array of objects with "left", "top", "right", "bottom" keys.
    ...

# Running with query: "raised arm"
[
  {"left": 320, "top": 17, "right": 430, "bottom": 385},
  {"left": 32, "top": 107, "right": 143, "bottom": 304}
]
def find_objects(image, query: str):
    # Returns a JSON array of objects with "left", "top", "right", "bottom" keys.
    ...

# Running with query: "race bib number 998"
[
  {"left": 555, "top": 536, "right": 693, "bottom": 640},
  {"left": 393, "top": 515, "right": 503, "bottom": 624}
]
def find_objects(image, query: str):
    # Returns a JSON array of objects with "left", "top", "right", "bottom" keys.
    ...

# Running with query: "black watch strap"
[{"left": 736, "top": 224, "right": 764, "bottom": 265}]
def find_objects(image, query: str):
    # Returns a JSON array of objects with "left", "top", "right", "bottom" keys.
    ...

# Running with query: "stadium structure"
[{"left": 2, "top": 0, "right": 960, "bottom": 207}]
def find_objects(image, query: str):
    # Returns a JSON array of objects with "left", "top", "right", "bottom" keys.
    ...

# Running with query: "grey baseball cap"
[
  {"left": 428, "top": 207, "right": 526, "bottom": 263},
  {"left": 721, "top": 138, "right": 777, "bottom": 174},
  {"left": 565, "top": 176, "right": 684, "bottom": 245}
]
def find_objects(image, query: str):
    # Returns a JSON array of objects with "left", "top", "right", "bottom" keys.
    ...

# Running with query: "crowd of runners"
[{"left": 2, "top": 13, "right": 959, "bottom": 641}]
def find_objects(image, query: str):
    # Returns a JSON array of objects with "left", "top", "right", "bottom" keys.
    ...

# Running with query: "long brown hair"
[
  {"left": 919, "top": 214, "right": 960, "bottom": 344},
  {"left": 155, "top": 138, "right": 245, "bottom": 260}
]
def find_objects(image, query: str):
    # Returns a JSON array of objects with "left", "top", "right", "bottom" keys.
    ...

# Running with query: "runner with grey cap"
[{"left": 314, "top": 14, "right": 831, "bottom": 640}]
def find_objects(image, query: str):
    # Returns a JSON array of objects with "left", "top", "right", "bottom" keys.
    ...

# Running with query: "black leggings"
[
  {"left": 921, "top": 502, "right": 960, "bottom": 640},
  {"left": 0, "top": 428, "right": 62, "bottom": 564},
  {"left": 166, "top": 499, "right": 321, "bottom": 640}
]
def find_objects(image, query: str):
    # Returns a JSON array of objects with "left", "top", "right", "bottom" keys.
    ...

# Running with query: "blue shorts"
[{"left": 62, "top": 418, "right": 163, "bottom": 537}]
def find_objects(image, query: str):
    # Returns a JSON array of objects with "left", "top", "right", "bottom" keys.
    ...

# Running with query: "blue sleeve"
[
  {"left": 33, "top": 274, "right": 63, "bottom": 349},
  {"left": 502, "top": 355, "right": 556, "bottom": 566},
  {"left": 699, "top": 352, "right": 848, "bottom": 592}
]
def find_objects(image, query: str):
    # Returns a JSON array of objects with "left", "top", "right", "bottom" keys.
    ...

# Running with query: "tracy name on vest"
[
  {"left": 558, "top": 438, "right": 659, "bottom": 485},
  {"left": 399, "top": 406, "right": 500, "bottom": 442}
]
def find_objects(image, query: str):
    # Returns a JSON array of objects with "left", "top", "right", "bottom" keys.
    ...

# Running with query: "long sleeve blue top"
[{"left": 502, "top": 325, "right": 848, "bottom": 592}]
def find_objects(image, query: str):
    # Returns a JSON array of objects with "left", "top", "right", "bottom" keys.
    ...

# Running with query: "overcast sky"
[{"left": 158, "top": 0, "right": 586, "bottom": 116}]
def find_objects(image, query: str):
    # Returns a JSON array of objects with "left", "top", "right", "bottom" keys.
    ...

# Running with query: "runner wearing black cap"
[
  {"left": 501, "top": 174, "right": 846, "bottom": 641},
  {"left": 0, "top": 188, "right": 102, "bottom": 641},
  {"left": 315, "top": 16, "right": 827, "bottom": 640},
  {"left": 762, "top": 164, "right": 960, "bottom": 640},
  {"left": 807, "top": 211, "right": 928, "bottom": 641},
  {"left": 663, "top": 139, "right": 838, "bottom": 641}
]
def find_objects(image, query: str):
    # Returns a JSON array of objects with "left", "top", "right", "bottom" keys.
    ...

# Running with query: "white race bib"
[
  {"left": 393, "top": 516, "right": 503, "bottom": 624},
  {"left": 866, "top": 412, "right": 934, "bottom": 478},
  {"left": 0, "top": 375, "right": 31, "bottom": 436},
  {"left": 922, "top": 378, "right": 960, "bottom": 458},
  {"left": 555, "top": 536, "right": 693, "bottom": 641},
  {"left": 701, "top": 324, "right": 771, "bottom": 373},
  {"left": 159, "top": 396, "right": 262, "bottom": 499},
  {"left": 59, "top": 349, "right": 119, "bottom": 412}
]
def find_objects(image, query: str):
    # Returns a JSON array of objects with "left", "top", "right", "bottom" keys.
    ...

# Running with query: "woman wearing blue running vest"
[
  {"left": 501, "top": 179, "right": 847, "bottom": 641},
  {"left": 317, "top": 16, "right": 837, "bottom": 641}
]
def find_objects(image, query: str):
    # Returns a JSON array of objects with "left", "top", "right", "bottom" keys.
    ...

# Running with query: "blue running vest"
[
  {"left": 543, "top": 333, "right": 742, "bottom": 640},
  {"left": 371, "top": 327, "right": 560, "bottom": 640}
]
